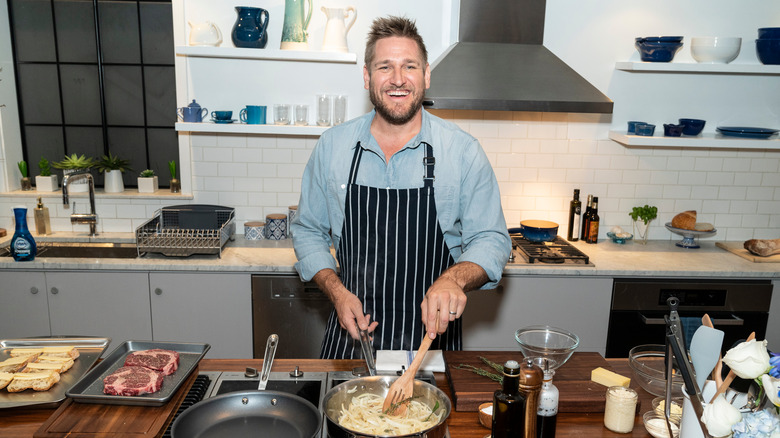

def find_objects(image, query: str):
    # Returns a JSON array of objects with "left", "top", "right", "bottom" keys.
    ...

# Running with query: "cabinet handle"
[
  {"left": 30, "top": 287, "right": 39, "bottom": 295},
  {"left": 155, "top": 288, "right": 163, "bottom": 295},
  {"left": 50, "top": 287, "right": 59, "bottom": 295}
]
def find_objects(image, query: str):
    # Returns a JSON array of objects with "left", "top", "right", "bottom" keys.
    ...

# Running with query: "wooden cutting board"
[
  {"left": 716, "top": 241, "right": 780, "bottom": 263},
  {"left": 443, "top": 351, "right": 615, "bottom": 413},
  {"left": 33, "top": 367, "right": 197, "bottom": 438}
]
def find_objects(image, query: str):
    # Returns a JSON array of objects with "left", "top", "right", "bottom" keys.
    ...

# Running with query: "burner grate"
[
  {"left": 162, "top": 374, "right": 212, "bottom": 438},
  {"left": 511, "top": 234, "right": 590, "bottom": 264}
]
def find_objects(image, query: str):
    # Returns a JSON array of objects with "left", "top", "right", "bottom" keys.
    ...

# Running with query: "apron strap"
[
  {"left": 347, "top": 142, "right": 363, "bottom": 185},
  {"left": 422, "top": 142, "right": 435, "bottom": 192}
]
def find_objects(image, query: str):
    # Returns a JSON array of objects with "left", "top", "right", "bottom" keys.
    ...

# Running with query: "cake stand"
[{"left": 664, "top": 222, "right": 717, "bottom": 249}]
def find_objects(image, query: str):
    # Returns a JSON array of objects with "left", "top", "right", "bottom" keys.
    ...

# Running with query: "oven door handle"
[{"left": 640, "top": 313, "right": 744, "bottom": 326}]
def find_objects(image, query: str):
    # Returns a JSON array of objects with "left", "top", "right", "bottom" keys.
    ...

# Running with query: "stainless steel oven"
[{"left": 606, "top": 278, "right": 772, "bottom": 358}]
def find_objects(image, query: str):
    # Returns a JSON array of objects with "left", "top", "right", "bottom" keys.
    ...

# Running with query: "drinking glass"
[
  {"left": 333, "top": 95, "right": 347, "bottom": 125},
  {"left": 274, "top": 104, "right": 291, "bottom": 125},
  {"left": 317, "top": 95, "right": 332, "bottom": 126},
  {"left": 294, "top": 104, "right": 309, "bottom": 126}
]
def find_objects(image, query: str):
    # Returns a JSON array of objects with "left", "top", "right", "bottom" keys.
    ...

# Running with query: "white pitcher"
[{"left": 321, "top": 6, "right": 356, "bottom": 53}]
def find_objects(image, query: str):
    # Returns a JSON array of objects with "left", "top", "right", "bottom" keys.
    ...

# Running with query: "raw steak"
[
  {"left": 103, "top": 366, "right": 164, "bottom": 396},
  {"left": 124, "top": 349, "right": 180, "bottom": 376}
]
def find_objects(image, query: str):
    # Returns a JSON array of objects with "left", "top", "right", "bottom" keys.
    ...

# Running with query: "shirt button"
[{"left": 341, "top": 184, "right": 346, "bottom": 189}]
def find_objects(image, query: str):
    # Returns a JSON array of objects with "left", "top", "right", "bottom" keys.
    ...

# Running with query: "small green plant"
[
  {"left": 629, "top": 205, "right": 658, "bottom": 225},
  {"left": 51, "top": 153, "right": 97, "bottom": 170},
  {"left": 38, "top": 157, "right": 52, "bottom": 176},
  {"left": 17, "top": 160, "right": 28, "bottom": 178},
  {"left": 168, "top": 160, "right": 177, "bottom": 179},
  {"left": 140, "top": 169, "right": 155, "bottom": 178},
  {"left": 95, "top": 152, "right": 132, "bottom": 173}
]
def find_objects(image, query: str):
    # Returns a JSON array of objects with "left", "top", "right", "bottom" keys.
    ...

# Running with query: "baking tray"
[
  {"left": 66, "top": 340, "right": 210, "bottom": 406},
  {"left": 0, "top": 336, "right": 111, "bottom": 409}
]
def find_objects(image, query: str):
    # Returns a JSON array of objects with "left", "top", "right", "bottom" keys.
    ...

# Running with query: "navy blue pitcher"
[{"left": 232, "top": 6, "right": 269, "bottom": 48}]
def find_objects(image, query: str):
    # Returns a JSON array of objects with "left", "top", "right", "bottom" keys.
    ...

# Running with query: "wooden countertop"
[{"left": 0, "top": 358, "right": 654, "bottom": 438}]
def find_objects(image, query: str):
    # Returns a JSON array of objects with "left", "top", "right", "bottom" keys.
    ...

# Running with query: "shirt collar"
[{"left": 356, "top": 109, "right": 433, "bottom": 156}]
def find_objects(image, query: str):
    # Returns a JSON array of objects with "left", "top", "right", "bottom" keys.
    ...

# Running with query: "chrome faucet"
[{"left": 62, "top": 171, "right": 98, "bottom": 236}]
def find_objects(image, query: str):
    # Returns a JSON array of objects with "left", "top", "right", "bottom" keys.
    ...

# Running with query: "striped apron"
[{"left": 320, "top": 142, "right": 460, "bottom": 359}]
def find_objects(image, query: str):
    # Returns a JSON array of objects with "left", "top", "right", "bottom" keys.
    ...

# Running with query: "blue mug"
[
  {"left": 240, "top": 105, "right": 267, "bottom": 124},
  {"left": 178, "top": 106, "right": 208, "bottom": 122}
]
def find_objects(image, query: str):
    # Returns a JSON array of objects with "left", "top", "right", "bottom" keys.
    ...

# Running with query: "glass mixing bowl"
[
  {"left": 514, "top": 325, "right": 580, "bottom": 370},
  {"left": 628, "top": 344, "right": 684, "bottom": 397}
]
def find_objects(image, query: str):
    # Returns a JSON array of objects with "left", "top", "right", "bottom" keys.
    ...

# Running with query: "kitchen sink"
[{"left": 0, "top": 242, "right": 139, "bottom": 259}]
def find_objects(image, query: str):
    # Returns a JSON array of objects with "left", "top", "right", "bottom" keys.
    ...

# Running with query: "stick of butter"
[{"left": 591, "top": 367, "right": 630, "bottom": 387}]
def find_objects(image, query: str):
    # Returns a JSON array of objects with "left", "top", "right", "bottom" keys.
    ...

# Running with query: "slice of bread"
[
  {"left": 35, "top": 356, "right": 75, "bottom": 372},
  {"left": 9, "top": 348, "right": 44, "bottom": 357},
  {"left": 24, "top": 362, "right": 70, "bottom": 374},
  {"left": 0, "top": 372, "right": 13, "bottom": 390},
  {"left": 42, "top": 346, "right": 79, "bottom": 360},
  {"left": 0, "top": 355, "right": 37, "bottom": 373},
  {"left": 6, "top": 371, "right": 60, "bottom": 392}
]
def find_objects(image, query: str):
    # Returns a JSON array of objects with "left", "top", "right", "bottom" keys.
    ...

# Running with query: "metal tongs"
[
  {"left": 665, "top": 297, "right": 712, "bottom": 438},
  {"left": 359, "top": 329, "right": 377, "bottom": 376}
]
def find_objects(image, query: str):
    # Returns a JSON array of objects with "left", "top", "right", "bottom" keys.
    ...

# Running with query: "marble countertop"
[{"left": 1, "top": 232, "right": 778, "bottom": 279}]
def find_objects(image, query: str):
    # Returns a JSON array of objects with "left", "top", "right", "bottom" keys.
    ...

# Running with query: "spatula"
[
  {"left": 690, "top": 324, "right": 724, "bottom": 389},
  {"left": 382, "top": 312, "right": 439, "bottom": 416},
  {"left": 701, "top": 314, "right": 723, "bottom": 388},
  {"left": 710, "top": 331, "right": 755, "bottom": 403}
]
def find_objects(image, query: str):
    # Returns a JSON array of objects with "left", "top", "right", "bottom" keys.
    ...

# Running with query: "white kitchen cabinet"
[
  {"left": 0, "top": 271, "right": 51, "bottom": 338},
  {"left": 45, "top": 271, "right": 152, "bottom": 353},
  {"left": 462, "top": 276, "right": 613, "bottom": 355},
  {"left": 149, "top": 272, "right": 252, "bottom": 359}
]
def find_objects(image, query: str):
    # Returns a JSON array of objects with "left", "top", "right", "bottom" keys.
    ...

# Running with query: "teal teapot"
[{"left": 280, "top": 0, "right": 312, "bottom": 50}]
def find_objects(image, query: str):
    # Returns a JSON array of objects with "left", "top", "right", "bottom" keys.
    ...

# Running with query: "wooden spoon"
[
  {"left": 709, "top": 331, "right": 755, "bottom": 403},
  {"left": 382, "top": 312, "right": 439, "bottom": 416},
  {"left": 701, "top": 314, "right": 724, "bottom": 388}
]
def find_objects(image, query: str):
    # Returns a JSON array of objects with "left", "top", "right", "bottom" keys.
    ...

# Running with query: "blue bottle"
[{"left": 11, "top": 206, "right": 36, "bottom": 261}]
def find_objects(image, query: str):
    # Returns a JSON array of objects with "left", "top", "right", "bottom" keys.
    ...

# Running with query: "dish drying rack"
[{"left": 135, "top": 205, "right": 235, "bottom": 257}]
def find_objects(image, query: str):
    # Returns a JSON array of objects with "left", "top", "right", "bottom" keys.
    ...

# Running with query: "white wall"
[{"left": 0, "top": 0, "right": 779, "bottom": 242}]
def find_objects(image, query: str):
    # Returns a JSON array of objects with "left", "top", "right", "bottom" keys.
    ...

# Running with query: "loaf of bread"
[
  {"left": 671, "top": 210, "right": 697, "bottom": 230},
  {"left": 744, "top": 238, "right": 780, "bottom": 257},
  {"left": 0, "top": 355, "right": 37, "bottom": 373},
  {"left": 0, "top": 372, "right": 13, "bottom": 390},
  {"left": 6, "top": 370, "right": 61, "bottom": 392}
]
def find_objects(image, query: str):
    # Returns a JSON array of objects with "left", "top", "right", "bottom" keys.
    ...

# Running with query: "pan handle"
[{"left": 258, "top": 334, "right": 278, "bottom": 390}]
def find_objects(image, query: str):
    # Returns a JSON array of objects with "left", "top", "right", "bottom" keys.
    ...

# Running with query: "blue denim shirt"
[{"left": 291, "top": 109, "right": 511, "bottom": 289}]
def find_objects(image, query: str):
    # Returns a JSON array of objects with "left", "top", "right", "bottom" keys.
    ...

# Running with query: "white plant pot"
[
  {"left": 137, "top": 176, "right": 158, "bottom": 193},
  {"left": 103, "top": 170, "right": 125, "bottom": 193},
  {"left": 62, "top": 168, "right": 90, "bottom": 193},
  {"left": 35, "top": 175, "right": 59, "bottom": 192}
]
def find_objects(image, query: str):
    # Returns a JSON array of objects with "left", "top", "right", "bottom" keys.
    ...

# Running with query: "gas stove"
[
  {"left": 509, "top": 234, "right": 593, "bottom": 266},
  {"left": 164, "top": 367, "right": 438, "bottom": 438}
]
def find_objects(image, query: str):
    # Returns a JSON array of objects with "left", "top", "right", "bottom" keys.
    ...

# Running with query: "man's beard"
[{"left": 369, "top": 86, "right": 424, "bottom": 125}]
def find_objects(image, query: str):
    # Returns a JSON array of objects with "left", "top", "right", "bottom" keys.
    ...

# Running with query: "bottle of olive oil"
[
  {"left": 566, "top": 189, "right": 581, "bottom": 241},
  {"left": 492, "top": 360, "right": 525, "bottom": 438}
]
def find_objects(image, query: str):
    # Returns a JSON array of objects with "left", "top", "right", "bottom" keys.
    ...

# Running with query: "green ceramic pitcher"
[{"left": 280, "top": 0, "right": 312, "bottom": 50}]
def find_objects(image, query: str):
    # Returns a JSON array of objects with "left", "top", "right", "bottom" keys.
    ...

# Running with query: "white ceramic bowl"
[{"left": 690, "top": 37, "right": 742, "bottom": 64}]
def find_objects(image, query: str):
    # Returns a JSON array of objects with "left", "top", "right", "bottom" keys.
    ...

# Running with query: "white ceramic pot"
[
  {"left": 188, "top": 21, "right": 222, "bottom": 46},
  {"left": 103, "top": 169, "right": 124, "bottom": 193},
  {"left": 35, "top": 175, "right": 59, "bottom": 192},
  {"left": 680, "top": 380, "right": 748, "bottom": 438},
  {"left": 137, "top": 176, "right": 158, "bottom": 193}
]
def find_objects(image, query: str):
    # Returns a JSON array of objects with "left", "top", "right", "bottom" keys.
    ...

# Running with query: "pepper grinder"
[{"left": 518, "top": 358, "right": 544, "bottom": 438}]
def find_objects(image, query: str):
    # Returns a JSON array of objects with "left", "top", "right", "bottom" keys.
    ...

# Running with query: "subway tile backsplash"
[{"left": 2, "top": 111, "right": 778, "bottom": 241}]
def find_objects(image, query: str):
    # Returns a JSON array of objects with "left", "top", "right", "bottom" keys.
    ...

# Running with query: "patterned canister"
[
  {"left": 265, "top": 214, "right": 287, "bottom": 240},
  {"left": 287, "top": 205, "right": 298, "bottom": 238},
  {"left": 244, "top": 221, "right": 266, "bottom": 240}
]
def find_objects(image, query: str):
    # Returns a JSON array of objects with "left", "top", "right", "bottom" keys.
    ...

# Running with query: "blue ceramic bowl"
[
  {"left": 758, "top": 28, "right": 780, "bottom": 39},
  {"left": 678, "top": 118, "right": 706, "bottom": 135},
  {"left": 635, "top": 123, "right": 656, "bottom": 136},
  {"left": 663, "top": 124, "right": 684, "bottom": 137},
  {"left": 635, "top": 41, "right": 683, "bottom": 62},
  {"left": 519, "top": 220, "right": 559, "bottom": 242},
  {"left": 756, "top": 39, "right": 780, "bottom": 65},
  {"left": 627, "top": 120, "right": 644, "bottom": 134},
  {"left": 636, "top": 36, "right": 684, "bottom": 43}
]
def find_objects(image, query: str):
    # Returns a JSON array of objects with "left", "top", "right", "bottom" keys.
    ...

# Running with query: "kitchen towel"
[
  {"left": 680, "top": 317, "right": 702, "bottom": 350},
  {"left": 375, "top": 349, "right": 446, "bottom": 373}
]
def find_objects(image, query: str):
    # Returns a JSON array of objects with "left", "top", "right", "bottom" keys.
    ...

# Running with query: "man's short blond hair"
[{"left": 364, "top": 16, "right": 428, "bottom": 68}]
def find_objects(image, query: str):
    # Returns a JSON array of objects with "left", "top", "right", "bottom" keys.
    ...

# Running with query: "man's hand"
[
  {"left": 421, "top": 262, "right": 488, "bottom": 339},
  {"left": 313, "top": 269, "right": 378, "bottom": 340}
]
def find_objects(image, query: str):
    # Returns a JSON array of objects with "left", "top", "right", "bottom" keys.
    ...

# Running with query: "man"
[{"left": 291, "top": 16, "right": 511, "bottom": 359}]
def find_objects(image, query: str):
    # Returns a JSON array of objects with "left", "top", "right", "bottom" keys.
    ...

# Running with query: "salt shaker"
[{"left": 603, "top": 386, "right": 637, "bottom": 433}]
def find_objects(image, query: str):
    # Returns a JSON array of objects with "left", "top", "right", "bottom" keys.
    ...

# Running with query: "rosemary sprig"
[
  {"left": 479, "top": 356, "right": 505, "bottom": 373},
  {"left": 455, "top": 364, "right": 503, "bottom": 383},
  {"left": 384, "top": 395, "right": 420, "bottom": 415}
]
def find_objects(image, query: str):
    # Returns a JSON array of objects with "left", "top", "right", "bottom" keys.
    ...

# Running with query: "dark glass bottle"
[
  {"left": 580, "top": 194, "right": 593, "bottom": 241},
  {"left": 566, "top": 189, "right": 581, "bottom": 242},
  {"left": 536, "top": 367, "right": 558, "bottom": 438},
  {"left": 586, "top": 197, "right": 600, "bottom": 243},
  {"left": 10, "top": 206, "right": 36, "bottom": 261},
  {"left": 492, "top": 360, "right": 525, "bottom": 438}
]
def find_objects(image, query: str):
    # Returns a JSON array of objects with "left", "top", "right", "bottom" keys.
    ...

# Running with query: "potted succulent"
[
  {"left": 35, "top": 157, "right": 59, "bottom": 192},
  {"left": 137, "top": 169, "right": 158, "bottom": 193},
  {"left": 95, "top": 152, "right": 132, "bottom": 193},
  {"left": 17, "top": 160, "right": 32, "bottom": 190},
  {"left": 52, "top": 153, "right": 97, "bottom": 193},
  {"left": 168, "top": 160, "right": 180, "bottom": 193},
  {"left": 629, "top": 204, "right": 658, "bottom": 244}
]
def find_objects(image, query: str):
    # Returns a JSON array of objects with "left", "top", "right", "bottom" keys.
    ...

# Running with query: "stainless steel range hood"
[{"left": 423, "top": 0, "right": 613, "bottom": 114}]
